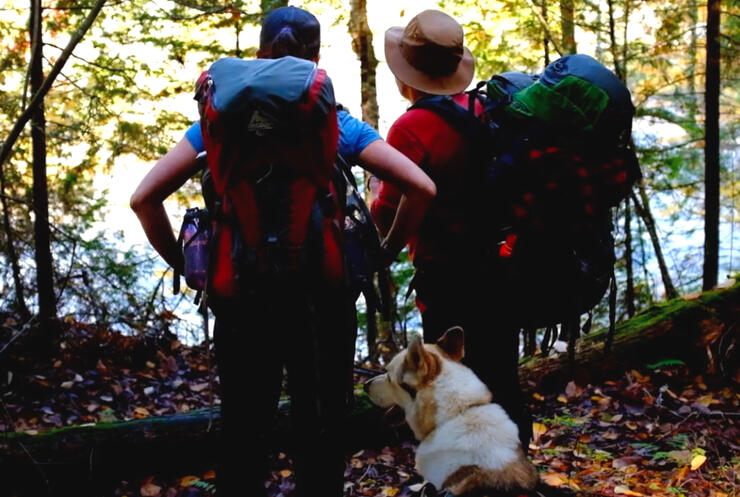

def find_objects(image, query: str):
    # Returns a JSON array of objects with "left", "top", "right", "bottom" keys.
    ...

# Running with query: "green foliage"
[
  {"left": 0, "top": 0, "right": 738, "bottom": 344},
  {"left": 390, "top": 250, "right": 420, "bottom": 335},
  {"left": 0, "top": 0, "right": 269, "bottom": 335}
]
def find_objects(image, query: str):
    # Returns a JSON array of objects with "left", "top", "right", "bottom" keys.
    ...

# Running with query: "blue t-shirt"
[{"left": 184, "top": 109, "right": 380, "bottom": 162}]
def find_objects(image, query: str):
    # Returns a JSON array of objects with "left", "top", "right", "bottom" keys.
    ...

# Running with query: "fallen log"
[
  {"left": 0, "top": 395, "right": 403, "bottom": 496},
  {"left": 519, "top": 279, "right": 740, "bottom": 393}
]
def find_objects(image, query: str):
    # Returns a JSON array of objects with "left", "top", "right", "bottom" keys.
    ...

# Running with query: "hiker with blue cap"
[{"left": 131, "top": 6, "right": 435, "bottom": 497}]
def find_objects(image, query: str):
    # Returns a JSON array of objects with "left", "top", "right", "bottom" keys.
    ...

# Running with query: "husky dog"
[{"left": 365, "top": 327, "right": 540, "bottom": 496}]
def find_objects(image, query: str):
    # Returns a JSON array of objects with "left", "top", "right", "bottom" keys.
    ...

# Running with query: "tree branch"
[
  {"left": 0, "top": 0, "right": 107, "bottom": 172},
  {"left": 525, "top": 0, "right": 563, "bottom": 57}
]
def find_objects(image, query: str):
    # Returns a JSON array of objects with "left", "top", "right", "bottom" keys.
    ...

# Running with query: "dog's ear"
[
  {"left": 405, "top": 337, "right": 428, "bottom": 372},
  {"left": 437, "top": 326, "right": 465, "bottom": 361},
  {"left": 405, "top": 337, "right": 442, "bottom": 385}
]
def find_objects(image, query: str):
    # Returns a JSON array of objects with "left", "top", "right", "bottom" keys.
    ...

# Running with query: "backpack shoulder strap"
[
  {"left": 410, "top": 95, "right": 491, "bottom": 142},
  {"left": 410, "top": 96, "right": 474, "bottom": 130}
]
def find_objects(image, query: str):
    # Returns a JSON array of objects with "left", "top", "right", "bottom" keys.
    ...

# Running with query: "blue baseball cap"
[{"left": 260, "top": 6, "right": 321, "bottom": 59}]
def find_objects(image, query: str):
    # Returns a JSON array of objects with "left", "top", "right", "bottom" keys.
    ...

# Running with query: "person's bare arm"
[
  {"left": 130, "top": 138, "right": 202, "bottom": 272},
  {"left": 358, "top": 139, "right": 436, "bottom": 259}
]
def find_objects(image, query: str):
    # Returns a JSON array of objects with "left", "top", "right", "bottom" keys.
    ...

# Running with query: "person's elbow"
[
  {"left": 416, "top": 175, "right": 437, "bottom": 202},
  {"left": 129, "top": 186, "right": 156, "bottom": 216},
  {"left": 129, "top": 190, "right": 144, "bottom": 214}
]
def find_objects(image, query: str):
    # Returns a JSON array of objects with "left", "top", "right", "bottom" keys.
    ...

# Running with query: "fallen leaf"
[
  {"left": 133, "top": 407, "right": 150, "bottom": 418},
  {"left": 630, "top": 370, "right": 650, "bottom": 383},
  {"left": 140, "top": 482, "right": 162, "bottom": 497},
  {"left": 674, "top": 465, "right": 689, "bottom": 483},
  {"left": 668, "top": 450, "right": 692, "bottom": 465},
  {"left": 565, "top": 381, "right": 583, "bottom": 398},
  {"left": 532, "top": 392, "right": 544, "bottom": 401},
  {"left": 532, "top": 422, "right": 548, "bottom": 443},
  {"left": 180, "top": 476, "right": 199, "bottom": 487},
  {"left": 613, "top": 456, "right": 642, "bottom": 470},
  {"left": 614, "top": 485, "right": 644, "bottom": 496},
  {"left": 541, "top": 472, "right": 568, "bottom": 486},
  {"left": 696, "top": 394, "right": 717, "bottom": 406},
  {"left": 690, "top": 454, "right": 707, "bottom": 470},
  {"left": 189, "top": 382, "right": 209, "bottom": 392}
]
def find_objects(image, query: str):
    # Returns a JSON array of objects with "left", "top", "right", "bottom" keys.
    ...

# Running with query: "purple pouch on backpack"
[{"left": 179, "top": 207, "right": 210, "bottom": 291}]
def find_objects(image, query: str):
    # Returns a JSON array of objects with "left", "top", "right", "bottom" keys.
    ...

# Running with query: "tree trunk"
[
  {"left": 541, "top": 0, "right": 550, "bottom": 66},
  {"left": 631, "top": 185, "right": 679, "bottom": 299},
  {"left": 30, "top": 0, "right": 56, "bottom": 326},
  {"left": 348, "top": 0, "right": 379, "bottom": 130},
  {"left": 687, "top": 0, "right": 699, "bottom": 121},
  {"left": 638, "top": 210, "right": 653, "bottom": 303},
  {"left": 559, "top": 0, "right": 576, "bottom": 55},
  {"left": 606, "top": 0, "right": 623, "bottom": 81},
  {"left": 624, "top": 198, "right": 635, "bottom": 317},
  {"left": 0, "top": 169, "right": 30, "bottom": 320},
  {"left": 703, "top": 0, "right": 721, "bottom": 291},
  {"left": 348, "top": 0, "right": 397, "bottom": 363},
  {"left": 606, "top": 1, "right": 634, "bottom": 316}
]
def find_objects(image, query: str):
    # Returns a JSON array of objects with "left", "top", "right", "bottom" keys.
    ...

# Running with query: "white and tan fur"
[{"left": 365, "top": 327, "right": 539, "bottom": 496}]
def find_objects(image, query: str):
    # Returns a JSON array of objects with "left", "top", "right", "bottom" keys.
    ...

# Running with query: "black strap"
[{"left": 410, "top": 96, "right": 489, "bottom": 141}]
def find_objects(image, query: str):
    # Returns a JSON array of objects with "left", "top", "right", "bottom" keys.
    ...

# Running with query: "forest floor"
[{"left": 1, "top": 321, "right": 738, "bottom": 497}]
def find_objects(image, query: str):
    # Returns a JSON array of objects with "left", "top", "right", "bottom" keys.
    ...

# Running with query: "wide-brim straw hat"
[{"left": 385, "top": 10, "right": 474, "bottom": 95}]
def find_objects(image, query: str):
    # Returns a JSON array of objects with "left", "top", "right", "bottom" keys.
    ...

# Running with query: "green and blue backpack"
[{"left": 412, "top": 54, "right": 641, "bottom": 337}]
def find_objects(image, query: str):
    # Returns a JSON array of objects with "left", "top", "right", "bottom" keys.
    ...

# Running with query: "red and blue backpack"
[{"left": 193, "top": 56, "right": 344, "bottom": 298}]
